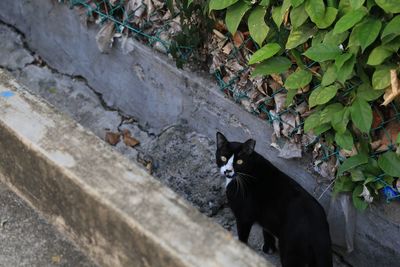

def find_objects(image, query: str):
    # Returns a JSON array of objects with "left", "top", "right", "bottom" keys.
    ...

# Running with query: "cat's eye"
[
  {"left": 236, "top": 159, "right": 243, "bottom": 165},
  {"left": 221, "top": 156, "right": 227, "bottom": 162}
]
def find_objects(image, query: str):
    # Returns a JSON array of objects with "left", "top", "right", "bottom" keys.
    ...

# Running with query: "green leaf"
[
  {"left": 312, "top": 30, "right": 327, "bottom": 46},
  {"left": 350, "top": 168, "right": 365, "bottom": 182},
  {"left": 272, "top": 6, "right": 283, "bottom": 28},
  {"left": 349, "top": 0, "right": 365, "bottom": 9},
  {"left": 248, "top": 43, "right": 281, "bottom": 64},
  {"left": 272, "top": 0, "right": 292, "bottom": 28},
  {"left": 338, "top": 0, "right": 353, "bottom": 15},
  {"left": 378, "top": 152, "right": 400, "bottom": 177},
  {"left": 323, "top": 30, "right": 349, "bottom": 46},
  {"left": 320, "top": 103, "right": 344, "bottom": 123},
  {"left": 248, "top": 6, "right": 269, "bottom": 46},
  {"left": 209, "top": 0, "right": 239, "bottom": 11},
  {"left": 384, "top": 36, "right": 400, "bottom": 52},
  {"left": 291, "top": 49, "right": 306, "bottom": 69},
  {"left": 375, "top": 0, "right": 400, "bottom": 13},
  {"left": 252, "top": 56, "right": 292, "bottom": 76},
  {"left": 352, "top": 185, "right": 368, "bottom": 211},
  {"left": 322, "top": 65, "right": 337, "bottom": 86},
  {"left": 348, "top": 18, "right": 382, "bottom": 52},
  {"left": 305, "top": 0, "right": 325, "bottom": 23},
  {"left": 303, "top": 43, "right": 342, "bottom": 62},
  {"left": 338, "top": 153, "right": 368, "bottom": 175},
  {"left": 309, "top": 85, "right": 340, "bottom": 107},
  {"left": 334, "top": 175, "right": 355, "bottom": 194},
  {"left": 333, "top": 8, "right": 367, "bottom": 34},
  {"left": 304, "top": 111, "right": 321, "bottom": 132},
  {"left": 350, "top": 97, "right": 372, "bottom": 133},
  {"left": 225, "top": 1, "right": 251, "bottom": 34},
  {"left": 285, "top": 89, "right": 297, "bottom": 106},
  {"left": 382, "top": 16, "right": 400, "bottom": 44},
  {"left": 290, "top": 3, "right": 309, "bottom": 28},
  {"left": 291, "top": 0, "right": 305, "bottom": 8},
  {"left": 372, "top": 67, "right": 391, "bottom": 90},
  {"left": 336, "top": 54, "right": 356, "bottom": 83},
  {"left": 335, "top": 53, "right": 353, "bottom": 69},
  {"left": 367, "top": 46, "right": 393, "bottom": 66},
  {"left": 313, "top": 123, "right": 331, "bottom": 135},
  {"left": 364, "top": 176, "right": 376, "bottom": 186},
  {"left": 284, "top": 69, "right": 313, "bottom": 89},
  {"left": 364, "top": 158, "right": 382, "bottom": 176},
  {"left": 331, "top": 107, "right": 350, "bottom": 134},
  {"left": 286, "top": 24, "right": 317, "bottom": 49},
  {"left": 357, "top": 83, "right": 385, "bottom": 101},
  {"left": 335, "top": 130, "right": 354, "bottom": 150},
  {"left": 316, "top": 7, "right": 339, "bottom": 29},
  {"left": 259, "top": 0, "right": 270, "bottom": 6}
]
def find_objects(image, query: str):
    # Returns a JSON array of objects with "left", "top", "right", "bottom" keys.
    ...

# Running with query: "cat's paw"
[{"left": 262, "top": 243, "right": 277, "bottom": 254}]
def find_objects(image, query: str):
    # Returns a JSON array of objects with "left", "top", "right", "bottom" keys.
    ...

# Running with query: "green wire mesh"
[
  {"left": 61, "top": 0, "right": 400, "bottom": 202},
  {"left": 66, "top": 0, "right": 192, "bottom": 59},
  {"left": 212, "top": 33, "right": 400, "bottom": 203}
]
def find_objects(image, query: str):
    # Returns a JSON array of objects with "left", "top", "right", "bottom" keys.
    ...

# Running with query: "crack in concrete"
[{"left": 0, "top": 19, "right": 133, "bottom": 123}]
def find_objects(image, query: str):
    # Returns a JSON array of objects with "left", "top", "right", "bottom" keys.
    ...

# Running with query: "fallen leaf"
[
  {"left": 52, "top": 255, "right": 61, "bottom": 264},
  {"left": 271, "top": 74, "right": 284, "bottom": 86},
  {"left": 281, "top": 113, "right": 296, "bottom": 137},
  {"left": 105, "top": 132, "right": 121, "bottom": 146},
  {"left": 269, "top": 110, "right": 281, "bottom": 137},
  {"left": 278, "top": 141, "right": 302, "bottom": 159},
  {"left": 222, "top": 43, "right": 233, "bottom": 55},
  {"left": 215, "top": 20, "right": 227, "bottom": 32},
  {"left": 213, "top": 29, "right": 226, "bottom": 40},
  {"left": 122, "top": 129, "right": 140, "bottom": 147},
  {"left": 233, "top": 31, "right": 245, "bottom": 48},
  {"left": 95, "top": 21, "right": 115, "bottom": 53},
  {"left": 371, "top": 109, "right": 383, "bottom": 129},
  {"left": 381, "top": 69, "right": 400, "bottom": 106},
  {"left": 360, "top": 185, "right": 373, "bottom": 203},
  {"left": 378, "top": 120, "right": 400, "bottom": 147},
  {"left": 371, "top": 140, "right": 382, "bottom": 151},
  {"left": 274, "top": 93, "right": 287, "bottom": 112}
]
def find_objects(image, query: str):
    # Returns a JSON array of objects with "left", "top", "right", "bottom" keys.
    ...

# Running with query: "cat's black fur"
[{"left": 216, "top": 132, "right": 332, "bottom": 267}]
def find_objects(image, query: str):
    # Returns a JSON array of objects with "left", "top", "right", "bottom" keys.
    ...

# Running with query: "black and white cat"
[{"left": 216, "top": 132, "right": 332, "bottom": 267}]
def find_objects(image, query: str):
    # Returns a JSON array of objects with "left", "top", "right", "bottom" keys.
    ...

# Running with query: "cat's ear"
[
  {"left": 216, "top": 132, "right": 228, "bottom": 149},
  {"left": 242, "top": 139, "right": 256, "bottom": 155}
]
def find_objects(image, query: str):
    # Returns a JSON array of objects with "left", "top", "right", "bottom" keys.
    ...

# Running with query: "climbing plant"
[{"left": 208, "top": 0, "right": 400, "bottom": 210}]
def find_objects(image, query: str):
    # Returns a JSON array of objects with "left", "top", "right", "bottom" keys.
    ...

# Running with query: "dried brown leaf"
[
  {"left": 105, "top": 132, "right": 121, "bottom": 146},
  {"left": 271, "top": 74, "right": 283, "bottom": 86},
  {"left": 52, "top": 255, "right": 61, "bottom": 264},
  {"left": 222, "top": 42, "right": 233, "bottom": 55},
  {"left": 233, "top": 31, "right": 244, "bottom": 48},
  {"left": 95, "top": 21, "right": 115, "bottom": 53},
  {"left": 382, "top": 69, "right": 400, "bottom": 106},
  {"left": 122, "top": 129, "right": 140, "bottom": 147}
]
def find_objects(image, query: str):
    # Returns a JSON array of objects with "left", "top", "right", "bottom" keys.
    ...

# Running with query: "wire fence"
[{"left": 65, "top": 0, "right": 400, "bottom": 202}]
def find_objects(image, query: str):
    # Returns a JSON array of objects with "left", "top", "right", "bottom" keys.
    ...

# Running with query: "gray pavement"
[{"left": 0, "top": 183, "right": 97, "bottom": 267}]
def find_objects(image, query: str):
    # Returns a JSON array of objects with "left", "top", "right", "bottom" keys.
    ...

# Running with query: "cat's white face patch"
[{"left": 220, "top": 155, "right": 235, "bottom": 187}]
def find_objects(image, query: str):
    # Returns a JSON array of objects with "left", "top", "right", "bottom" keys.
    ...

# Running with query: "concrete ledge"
[{"left": 0, "top": 69, "right": 273, "bottom": 267}]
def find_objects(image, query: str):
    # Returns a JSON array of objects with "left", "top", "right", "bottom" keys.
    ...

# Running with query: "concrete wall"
[{"left": 0, "top": 0, "right": 399, "bottom": 266}]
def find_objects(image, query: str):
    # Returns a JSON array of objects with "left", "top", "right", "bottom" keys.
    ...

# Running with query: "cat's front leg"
[
  {"left": 236, "top": 220, "right": 253, "bottom": 243},
  {"left": 262, "top": 230, "right": 277, "bottom": 254}
]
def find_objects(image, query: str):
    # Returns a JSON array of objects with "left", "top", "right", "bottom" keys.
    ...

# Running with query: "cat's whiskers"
[{"left": 236, "top": 172, "right": 256, "bottom": 180}]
